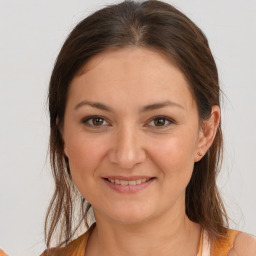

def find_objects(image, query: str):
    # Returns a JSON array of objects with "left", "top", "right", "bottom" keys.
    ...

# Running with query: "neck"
[{"left": 86, "top": 204, "right": 201, "bottom": 256}]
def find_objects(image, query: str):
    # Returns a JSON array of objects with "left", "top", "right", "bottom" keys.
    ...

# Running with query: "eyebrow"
[{"left": 74, "top": 100, "right": 184, "bottom": 112}]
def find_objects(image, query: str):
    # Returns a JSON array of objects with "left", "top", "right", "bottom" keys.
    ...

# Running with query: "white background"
[{"left": 0, "top": 0, "right": 255, "bottom": 255}]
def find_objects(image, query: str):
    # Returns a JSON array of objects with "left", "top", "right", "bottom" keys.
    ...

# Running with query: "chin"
[
  {"left": 111, "top": 214, "right": 149, "bottom": 225},
  {"left": 105, "top": 205, "right": 155, "bottom": 225}
]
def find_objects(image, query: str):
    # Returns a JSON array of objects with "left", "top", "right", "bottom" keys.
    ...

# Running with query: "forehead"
[
  {"left": 69, "top": 47, "right": 196, "bottom": 112},
  {"left": 79, "top": 46, "right": 174, "bottom": 74}
]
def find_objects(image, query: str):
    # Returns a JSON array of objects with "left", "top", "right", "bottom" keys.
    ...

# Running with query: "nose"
[{"left": 108, "top": 124, "right": 147, "bottom": 169}]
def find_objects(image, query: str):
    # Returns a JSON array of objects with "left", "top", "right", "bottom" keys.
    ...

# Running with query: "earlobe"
[
  {"left": 64, "top": 144, "right": 69, "bottom": 157},
  {"left": 62, "top": 133, "right": 68, "bottom": 157},
  {"left": 194, "top": 105, "right": 220, "bottom": 162},
  {"left": 59, "top": 123, "right": 68, "bottom": 157}
]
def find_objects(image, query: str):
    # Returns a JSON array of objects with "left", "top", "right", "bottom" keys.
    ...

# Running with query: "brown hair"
[{"left": 45, "top": 0, "right": 228, "bottom": 251}]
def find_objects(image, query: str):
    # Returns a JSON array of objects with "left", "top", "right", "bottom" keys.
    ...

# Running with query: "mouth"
[
  {"left": 102, "top": 175, "right": 156, "bottom": 193},
  {"left": 103, "top": 177, "right": 155, "bottom": 186}
]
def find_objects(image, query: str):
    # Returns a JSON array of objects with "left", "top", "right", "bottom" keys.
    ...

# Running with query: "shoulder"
[
  {"left": 228, "top": 232, "right": 256, "bottom": 256},
  {"left": 40, "top": 223, "right": 96, "bottom": 256},
  {"left": 211, "top": 229, "right": 256, "bottom": 256},
  {"left": 0, "top": 249, "right": 8, "bottom": 256},
  {"left": 40, "top": 234, "right": 87, "bottom": 256}
]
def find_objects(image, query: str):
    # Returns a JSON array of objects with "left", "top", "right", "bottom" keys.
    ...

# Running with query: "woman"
[{"left": 41, "top": 0, "right": 256, "bottom": 255}]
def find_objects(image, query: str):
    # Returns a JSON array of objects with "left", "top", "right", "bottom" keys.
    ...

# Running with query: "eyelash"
[{"left": 81, "top": 115, "right": 175, "bottom": 129}]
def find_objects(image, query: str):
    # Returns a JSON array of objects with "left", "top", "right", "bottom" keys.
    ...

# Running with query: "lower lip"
[{"left": 103, "top": 178, "right": 156, "bottom": 193}]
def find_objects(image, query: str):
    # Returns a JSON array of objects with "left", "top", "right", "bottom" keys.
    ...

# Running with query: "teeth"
[
  {"left": 128, "top": 180, "right": 136, "bottom": 186},
  {"left": 120, "top": 180, "right": 128, "bottom": 185},
  {"left": 108, "top": 178, "right": 151, "bottom": 185}
]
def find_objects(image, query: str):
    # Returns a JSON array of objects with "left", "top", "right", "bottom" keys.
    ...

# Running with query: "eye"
[
  {"left": 82, "top": 116, "right": 109, "bottom": 127},
  {"left": 147, "top": 116, "right": 174, "bottom": 128}
]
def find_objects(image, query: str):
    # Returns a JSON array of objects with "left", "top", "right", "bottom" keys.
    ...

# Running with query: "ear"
[
  {"left": 57, "top": 118, "right": 69, "bottom": 158},
  {"left": 63, "top": 143, "right": 69, "bottom": 157},
  {"left": 62, "top": 132, "right": 69, "bottom": 157},
  {"left": 194, "top": 105, "right": 220, "bottom": 162}
]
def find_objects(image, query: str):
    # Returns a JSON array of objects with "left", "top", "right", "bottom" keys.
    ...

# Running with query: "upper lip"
[{"left": 104, "top": 176, "right": 155, "bottom": 181}]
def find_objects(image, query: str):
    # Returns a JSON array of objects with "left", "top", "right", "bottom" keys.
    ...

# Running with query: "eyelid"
[
  {"left": 146, "top": 115, "right": 175, "bottom": 128},
  {"left": 81, "top": 115, "right": 110, "bottom": 127},
  {"left": 81, "top": 115, "right": 175, "bottom": 129}
]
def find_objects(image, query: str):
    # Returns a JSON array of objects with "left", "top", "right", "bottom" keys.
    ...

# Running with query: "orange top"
[
  {"left": 211, "top": 229, "right": 241, "bottom": 255},
  {"left": 0, "top": 249, "right": 8, "bottom": 256},
  {"left": 40, "top": 224, "right": 240, "bottom": 256},
  {"left": 197, "top": 228, "right": 241, "bottom": 256}
]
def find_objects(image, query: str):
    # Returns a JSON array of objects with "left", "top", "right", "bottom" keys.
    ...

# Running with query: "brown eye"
[
  {"left": 154, "top": 117, "right": 166, "bottom": 126},
  {"left": 82, "top": 116, "right": 109, "bottom": 127},
  {"left": 92, "top": 117, "right": 104, "bottom": 126},
  {"left": 148, "top": 116, "right": 174, "bottom": 128}
]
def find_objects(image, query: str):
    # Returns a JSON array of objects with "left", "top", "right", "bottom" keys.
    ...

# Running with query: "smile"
[
  {"left": 106, "top": 178, "right": 151, "bottom": 185},
  {"left": 103, "top": 177, "right": 156, "bottom": 193}
]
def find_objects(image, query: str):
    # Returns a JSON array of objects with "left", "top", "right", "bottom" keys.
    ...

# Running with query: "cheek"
[
  {"left": 148, "top": 136, "right": 196, "bottom": 203},
  {"left": 148, "top": 132, "right": 197, "bottom": 179},
  {"left": 66, "top": 135, "right": 107, "bottom": 189}
]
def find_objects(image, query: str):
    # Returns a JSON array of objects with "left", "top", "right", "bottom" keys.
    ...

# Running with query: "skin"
[
  {"left": 62, "top": 47, "right": 221, "bottom": 256},
  {"left": 229, "top": 233, "right": 256, "bottom": 255}
]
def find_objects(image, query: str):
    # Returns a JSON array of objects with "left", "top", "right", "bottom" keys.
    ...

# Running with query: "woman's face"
[{"left": 63, "top": 47, "right": 204, "bottom": 224}]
